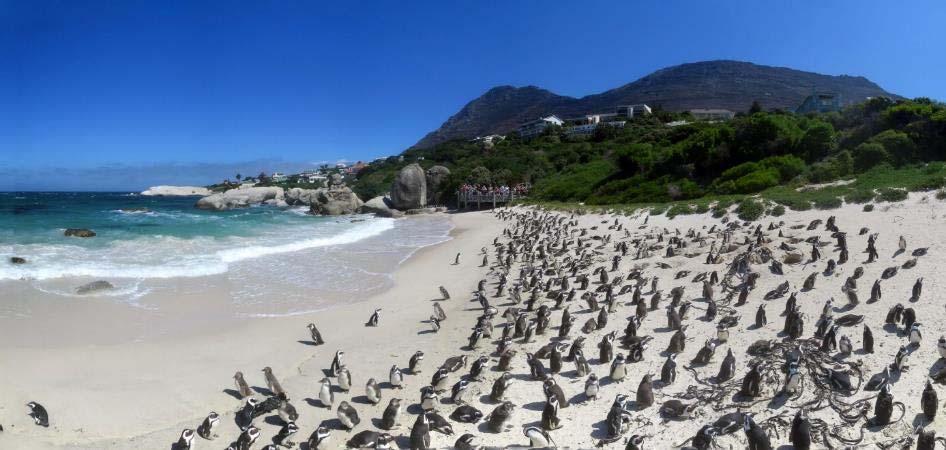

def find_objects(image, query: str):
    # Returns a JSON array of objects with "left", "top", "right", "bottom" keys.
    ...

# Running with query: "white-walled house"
[{"left": 517, "top": 115, "right": 564, "bottom": 139}]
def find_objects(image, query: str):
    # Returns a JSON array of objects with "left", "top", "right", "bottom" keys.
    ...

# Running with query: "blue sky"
[{"left": 2, "top": 1, "right": 944, "bottom": 190}]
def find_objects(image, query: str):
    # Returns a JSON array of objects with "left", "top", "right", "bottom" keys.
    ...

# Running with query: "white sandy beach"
[{"left": 2, "top": 196, "right": 946, "bottom": 449}]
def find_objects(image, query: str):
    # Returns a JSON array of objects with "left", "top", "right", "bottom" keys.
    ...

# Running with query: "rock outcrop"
[
  {"left": 308, "top": 186, "right": 364, "bottom": 216},
  {"left": 76, "top": 280, "right": 114, "bottom": 294},
  {"left": 195, "top": 187, "right": 285, "bottom": 210},
  {"left": 64, "top": 228, "right": 96, "bottom": 238},
  {"left": 285, "top": 188, "right": 321, "bottom": 206},
  {"left": 10, "top": 256, "right": 26, "bottom": 264},
  {"left": 361, "top": 196, "right": 404, "bottom": 218},
  {"left": 390, "top": 163, "right": 427, "bottom": 210},
  {"left": 425, "top": 165, "right": 451, "bottom": 206},
  {"left": 141, "top": 185, "right": 212, "bottom": 196}
]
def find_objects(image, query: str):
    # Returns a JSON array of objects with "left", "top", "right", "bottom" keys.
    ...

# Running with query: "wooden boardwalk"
[{"left": 457, "top": 192, "right": 520, "bottom": 209}]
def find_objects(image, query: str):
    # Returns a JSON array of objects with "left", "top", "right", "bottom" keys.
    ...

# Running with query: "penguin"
[
  {"left": 262, "top": 366, "right": 286, "bottom": 397},
  {"left": 599, "top": 332, "right": 615, "bottom": 364},
  {"left": 318, "top": 377, "right": 334, "bottom": 408},
  {"left": 233, "top": 371, "right": 253, "bottom": 399},
  {"left": 541, "top": 395, "right": 562, "bottom": 430},
  {"left": 420, "top": 385, "right": 439, "bottom": 411},
  {"left": 526, "top": 352, "right": 546, "bottom": 380},
  {"left": 196, "top": 411, "right": 220, "bottom": 440},
  {"left": 450, "top": 404, "right": 484, "bottom": 423},
  {"left": 429, "top": 316, "right": 441, "bottom": 333},
  {"left": 490, "top": 372, "right": 513, "bottom": 401},
  {"left": 838, "top": 335, "right": 853, "bottom": 355},
  {"left": 524, "top": 425, "right": 556, "bottom": 447},
  {"left": 625, "top": 435, "right": 645, "bottom": 450},
  {"left": 271, "top": 421, "right": 298, "bottom": 448},
  {"left": 337, "top": 366, "right": 352, "bottom": 392},
  {"left": 548, "top": 344, "right": 563, "bottom": 375},
  {"left": 486, "top": 401, "right": 515, "bottom": 432},
  {"left": 431, "top": 367, "right": 450, "bottom": 392},
  {"left": 410, "top": 412, "right": 431, "bottom": 449},
  {"left": 380, "top": 398, "right": 402, "bottom": 430},
  {"left": 366, "top": 378, "right": 382, "bottom": 404},
  {"left": 921, "top": 380, "right": 938, "bottom": 420},
  {"left": 910, "top": 323, "right": 923, "bottom": 346},
  {"left": 439, "top": 285, "right": 450, "bottom": 300},
  {"left": 172, "top": 429, "right": 195, "bottom": 450},
  {"left": 939, "top": 335, "right": 946, "bottom": 359},
  {"left": 426, "top": 411, "right": 454, "bottom": 435},
  {"left": 610, "top": 353, "right": 627, "bottom": 381},
  {"left": 666, "top": 327, "right": 686, "bottom": 353},
  {"left": 365, "top": 308, "right": 381, "bottom": 327},
  {"left": 307, "top": 323, "right": 324, "bottom": 345},
  {"left": 450, "top": 379, "right": 469, "bottom": 404},
  {"left": 330, "top": 350, "right": 345, "bottom": 376},
  {"left": 790, "top": 409, "right": 812, "bottom": 450},
  {"left": 585, "top": 373, "right": 600, "bottom": 400},
  {"left": 235, "top": 426, "right": 261, "bottom": 450},
  {"left": 454, "top": 433, "right": 477, "bottom": 450},
  {"left": 692, "top": 340, "right": 716, "bottom": 365},
  {"left": 276, "top": 395, "right": 298, "bottom": 423},
  {"left": 741, "top": 363, "right": 762, "bottom": 398},
  {"left": 874, "top": 384, "right": 894, "bottom": 425},
  {"left": 660, "top": 353, "right": 677, "bottom": 385},
  {"left": 433, "top": 302, "right": 447, "bottom": 321},
  {"left": 454, "top": 252, "right": 460, "bottom": 265},
  {"left": 636, "top": 374, "right": 654, "bottom": 408},
  {"left": 894, "top": 345, "right": 909, "bottom": 371},
  {"left": 306, "top": 426, "right": 332, "bottom": 450},
  {"left": 409, "top": 350, "right": 425, "bottom": 374},
  {"left": 863, "top": 325, "right": 874, "bottom": 354},
  {"left": 235, "top": 398, "right": 259, "bottom": 431},
  {"left": 755, "top": 304, "right": 767, "bottom": 327},
  {"left": 865, "top": 367, "right": 890, "bottom": 391},
  {"left": 717, "top": 349, "right": 736, "bottom": 382},
  {"left": 543, "top": 377, "right": 568, "bottom": 408},
  {"left": 346, "top": 430, "right": 386, "bottom": 448},
  {"left": 917, "top": 427, "right": 940, "bottom": 450},
  {"left": 337, "top": 401, "right": 361, "bottom": 430},
  {"left": 743, "top": 415, "right": 771, "bottom": 450},
  {"left": 389, "top": 365, "right": 404, "bottom": 389},
  {"left": 783, "top": 363, "right": 802, "bottom": 396}
]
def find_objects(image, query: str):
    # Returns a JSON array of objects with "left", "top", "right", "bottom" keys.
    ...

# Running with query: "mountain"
[{"left": 413, "top": 60, "right": 897, "bottom": 148}]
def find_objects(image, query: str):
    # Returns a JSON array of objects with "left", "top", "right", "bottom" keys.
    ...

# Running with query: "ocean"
[{"left": 1, "top": 192, "right": 453, "bottom": 316}]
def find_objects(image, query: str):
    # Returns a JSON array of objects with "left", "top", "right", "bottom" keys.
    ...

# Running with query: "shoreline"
[{"left": 0, "top": 210, "right": 501, "bottom": 449}]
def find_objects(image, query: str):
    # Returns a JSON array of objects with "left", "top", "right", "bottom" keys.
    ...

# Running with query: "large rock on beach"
[
  {"left": 425, "top": 165, "right": 450, "bottom": 206},
  {"left": 361, "top": 196, "right": 404, "bottom": 218},
  {"left": 308, "top": 186, "right": 364, "bottom": 216},
  {"left": 64, "top": 228, "right": 96, "bottom": 238},
  {"left": 76, "top": 280, "right": 114, "bottom": 294},
  {"left": 141, "top": 185, "right": 212, "bottom": 196},
  {"left": 390, "top": 163, "right": 427, "bottom": 210},
  {"left": 195, "top": 187, "right": 285, "bottom": 210}
]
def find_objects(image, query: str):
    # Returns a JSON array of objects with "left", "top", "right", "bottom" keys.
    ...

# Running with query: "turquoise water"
[{"left": 1, "top": 192, "right": 453, "bottom": 315}]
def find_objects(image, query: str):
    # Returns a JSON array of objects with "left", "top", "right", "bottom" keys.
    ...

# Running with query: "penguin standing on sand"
[
  {"left": 366, "top": 308, "right": 382, "bottom": 327},
  {"left": 541, "top": 395, "right": 562, "bottom": 430},
  {"left": 172, "top": 429, "right": 195, "bottom": 450},
  {"left": 585, "top": 374, "right": 600, "bottom": 400},
  {"left": 938, "top": 336, "right": 946, "bottom": 359},
  {"left": 790, "top": 410, "right": 812, "bottom": 450},
  {"left": 235, "top": 426, "right": 261, "bottom": 450},
  {"left": 524, "top": 425, "right": 556, "bottom": 447},
  {"left": 330, "top": 350, "right": 345, "bottom": 376},
  {"left": 318, "top": 378, "right": 334, "bottom": 408},
  {"left": 233, "top": 372, "right": 253, "bottom": 399},
  {"left": 610, "top": 353, "right": 627, "bottom": 381},
  {"left": 410, "top": 412, "right": 431, "bottom": 449},
  {"left": 306, "top": 323, "right": 324, "bottom": 345},
  {"left": 409, "top": 351, "right": 424, "bottom": 374},
  {"left": 636, "top": 374, "right": 654, "bottom": 408},
  {"left": 755, "top": 304, "right": 767, "bottom": 327},
  {"left": 439, "top": 285, "right": 450, "bottom": 300},
  {"left": 910, "top": 323, "right": 923, "bottom": 346},
  {"left": 380, "top": 398, "right": 402, "bottom": 430},
  {"left": 262, "top": 367, "right": 286, "bottom": 397},
  {"left": 743, "top": 415, "right": 771, "bottom": 450},
  {"left": 389, "top": 365, "right": 404, "bottom": 389},
  {"left": 366, "top": 378, "right": 382, "bottom": 404},
  {"left": 454, "top": 253, "right": 461, "bottom": 265},
  {"left": 235, "top": 398, "right": 258, "bottom": 431},
  {"left": 271, "top": 422, "right": 298, "bottom": 448},
  {"left": 196, "top": 412, "right": 220, "bottom": 440},
  {"left": 863, "top": 325, "right": 875, "bottom": 354},
  {"left": 921, "top": 380, "right": 938, "bottom": 420},
  {"left": 661, "top": 353, "right": 677, "bottom": 385}
]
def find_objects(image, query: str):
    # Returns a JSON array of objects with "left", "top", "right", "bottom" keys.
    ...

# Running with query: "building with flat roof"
[
  {"left": 616, "top": 104, "right": 652, "bottom": 118},
  {"left": 796, "top": 92, "right": 842, "bottom": 114},
  {"left": 689, "top": 109, "right": 736, "bottom": 121},
  {"left": 517, "top": 115, "right": 564, "bottom": 139}
]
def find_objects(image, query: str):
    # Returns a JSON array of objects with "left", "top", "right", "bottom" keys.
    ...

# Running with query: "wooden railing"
[{"left": 457, "top": 191, "right": 523, "bottom": 209}]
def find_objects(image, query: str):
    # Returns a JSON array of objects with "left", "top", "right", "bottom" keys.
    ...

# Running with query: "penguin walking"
[
  {"left": 439, "top": 285, "right": 450, "bottom": 300},
  {"left": 172, "top": 429, "right": 195, "bottom": 450},
  {"left": 235, "top": 398, "right": 259, "bottom": 431},
  {"left": 365, "top": 308, "right": 382, "bottom": 327},
  {"left": 26, "top": 402, "right": 49, "bottom": 427},
  {"left": 453, "top": 252, "right": 461, "bottom": 265},
  {"left": 306, "top": 323, "right": 324, "bottom": 345}
]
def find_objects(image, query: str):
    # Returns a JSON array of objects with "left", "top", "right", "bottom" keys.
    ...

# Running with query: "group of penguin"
[{"left": 155, "top": 203, "right": 946, "bottom": 449}]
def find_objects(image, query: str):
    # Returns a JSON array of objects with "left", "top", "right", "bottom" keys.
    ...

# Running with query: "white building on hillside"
[
  {"left": 517, "top": 115, "right": 564, "bottom": 139},
  {"left": 616, "top": 104, "right": 652, "bottom": 118},
  {"left": 271, "top": 172, "right": 288, "bottom": 182}
]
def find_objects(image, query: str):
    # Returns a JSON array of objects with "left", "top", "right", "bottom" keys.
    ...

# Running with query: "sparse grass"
[
  {"left": 770, "top": 205, "right": 786, "bottom": 217},
  {"left": 876, "top": 187, "right": 908, "bottom": 202},
  {"left": 814, "top": 196, "right": 843, "bottom": 210},
  {"left": 665, "top": 203, "right": 693, "bottom": 219},
  {"left": 845, "top": 189, "right": 876, "bottom": 204}
]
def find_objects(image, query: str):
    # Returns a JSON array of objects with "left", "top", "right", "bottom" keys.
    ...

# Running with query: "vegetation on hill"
[{"left": 353, "top": 97, "right": 946, "bottom": 216}]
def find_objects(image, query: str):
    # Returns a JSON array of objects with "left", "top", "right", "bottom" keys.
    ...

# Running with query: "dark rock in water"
[
  {"left": 64, "top": 228, "right": 96, "bottom": 238},
  {"left": 390, "top": 163, "right": 427, "bottom": 210},
  {"left": 76, "top": 280, "right": 114, "bottom": 294},
  {"left": 119, "top": 207, "right": 151, "bottom": 213},
  {"left": 10, "top": 257, "right": 26, "bottom": 264}
]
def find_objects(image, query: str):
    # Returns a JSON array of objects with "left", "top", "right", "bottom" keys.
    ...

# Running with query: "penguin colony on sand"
[{"left": 51, "top": 206, "right": 936, "bottom": 449}]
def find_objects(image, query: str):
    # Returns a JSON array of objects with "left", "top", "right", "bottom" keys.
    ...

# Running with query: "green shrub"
[
  {"left": 694, "top": 203, "right": 710, "bottom": 214},
  {"left": 876, "top": 187, "right": 908, "bottom": 202},
  {"left": 732, "top": 168, "right": 780, "bottom": 194},
  {"left": 770, "top": 204, "right": 786, "bottom": 216},
  {"left": 845, "top": 189, "right": 875, "bottom": 204},
  {"left": 712, "top": 208, "right": 727, "bottom": 218},
  {"left": 853, "top": 142, "right": 890, "bottom": 172},
  {"left": 813, "top": 196, "right": 843, "bottom": 210},
  {"left": 666, "top": 203, "right": 693, "bottom": 219},
  {"left": 736, "top": 198, "right": 765, "bottom": 221},
  {"left": 863, "top": 204, "right": 874, "bottom": 212}
]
